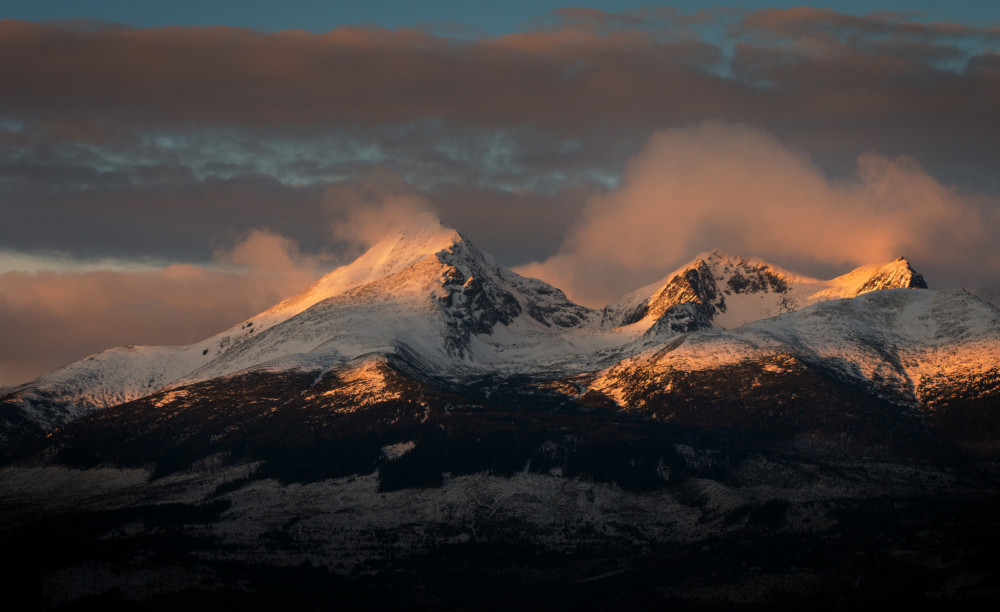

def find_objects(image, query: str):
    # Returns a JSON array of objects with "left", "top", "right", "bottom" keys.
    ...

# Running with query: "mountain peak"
[
  {"left": 853, "top": 256, "right": 927, "bottom": 295},
  {"left": 391, "top": 212, "right": 463, "bottom": 250},
  {"left": 605, "top": 249, "right": 793, "bottom": 329},
  {"left": 264, "top": 215, "right": 462, "bottom": 317},
  {"left": 605, "top": 251, "right": 932, "bottom": 332},
  {"left": 0, "top": 232, "right": 987, "bottom": 455},
  {"left": 702, "top": 248, "right": 732, "bottom": 262}
]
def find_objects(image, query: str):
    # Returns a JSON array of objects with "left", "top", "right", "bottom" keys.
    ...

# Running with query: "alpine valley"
[{"left": 3, "top": 214, "right": 1000, "bottom": 609}]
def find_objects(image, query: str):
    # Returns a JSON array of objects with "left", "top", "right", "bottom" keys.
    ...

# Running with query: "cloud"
[
  {"left": 330, "top": 192, "right": 435, "bottom": 248},
  {"left": 1, "top": 16, "right": 997, "bottom": 146},
  {"left": 3, "top": 11, "right": 1000, "bottom": 383},
  {"left": 4, "top": 11, "right": 1000, "bottom": 236},
  {"left": 320, "top": 172, "right": 442, "bottom": 265},
  {"left": 0, "top": 229, "right": 328, "bottom": 387},
  {"left": 736, "top": 7, "right": 1000, "bottom": 41},
  {"left": 4, "top": 12, "right": 1000, "bottom": 216},
  {"left": 430, "top": 182, "right": 598, "bottom": 265},
  {"left": 0, "top": 173, "right": 334, "bottom": 262},
  {"left": 516, "top": 122, "right": 997, "bottom": 307}
]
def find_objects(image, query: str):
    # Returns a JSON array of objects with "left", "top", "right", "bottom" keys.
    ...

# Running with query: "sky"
[{"left": 1, "top": 2, "right": 999, "bottom": 385}]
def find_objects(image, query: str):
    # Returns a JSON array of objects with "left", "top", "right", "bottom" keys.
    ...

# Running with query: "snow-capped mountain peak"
[
  {"left": 176, "top": 218, "right": 602, "bottom": 383},
  {"left": 849, "top": 257, "right": 927, "bottom": 295},
  {"left": 604, "top": 251, "right": 798, "bottom": 331},
  {"left": 239, "top": 213, "right": 462, "bottom": 335},
  {"left": 182, "top": 214, "right": 471, "bottom": 367},
  {"left": 604, "top": 251, "right": 930, "bottom": 332}
]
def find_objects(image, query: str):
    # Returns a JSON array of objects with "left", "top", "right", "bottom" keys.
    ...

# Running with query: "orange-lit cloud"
[
  {"left": 330, "top": 191, "right": 436, "bottom": 248},
  {"left": 0, "top": 230, "right": 328, "bottom": 387},
  {"left": 516, "top": 122, "right": 996, "bottom": 307}
]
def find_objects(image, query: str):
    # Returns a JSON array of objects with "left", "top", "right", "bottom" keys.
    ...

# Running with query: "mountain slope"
[
  {"left": 0, "top": 217, "right": 599, "bottom": 447},
  {"left": 589, "top": 288, "right": 1000, "bottom": 449}
]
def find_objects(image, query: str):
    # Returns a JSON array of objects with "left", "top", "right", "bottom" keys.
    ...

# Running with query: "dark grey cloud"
[
  {"left": 0, "top": 12, "right": 996, "bottom": 190},
  {"left": 0, "top": 120, "right": 618, "bottom": 264},
  {"left": 431, "top": 183, "right": 601, "bottom": 264},
  {"left": 2, "top": 10, "right": 998, "bottom": 269},
  {"left": 0, "top": 175, "right": 330, "bottom": 261}
]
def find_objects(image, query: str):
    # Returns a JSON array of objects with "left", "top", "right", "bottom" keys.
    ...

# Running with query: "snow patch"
[{"left": 381, "top": 441, "right": 416, "bottom": 460}]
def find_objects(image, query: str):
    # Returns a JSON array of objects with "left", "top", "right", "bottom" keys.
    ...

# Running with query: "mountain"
[
  {"left": 589, "top": 287, "right": 1000, "bottom": 450},
  {"left": 0, "top": 214, "right": 597, "bottom": 447},
  {"left": 603, "top": 249, "right": 928, "bottom": 330},
  {"left": 0, "top": 220, "right": 988, "bottom": 452},
  {"left": 3, "top": 221, "right": 1000, "bottom": 608}
]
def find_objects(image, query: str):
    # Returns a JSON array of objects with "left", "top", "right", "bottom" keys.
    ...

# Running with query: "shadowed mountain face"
[
  {"left": 4, "top": 347, "right": 1000, "bottom": 609},
  {"left": 2, "top": 221, "right": 999, "bottom": 608}
]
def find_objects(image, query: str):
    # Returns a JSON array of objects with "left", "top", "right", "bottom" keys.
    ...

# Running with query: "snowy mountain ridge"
[
  {"left": 604, "top": 249, "right": 928, "bottom": 331},
  {"left": 593, "top": 287, "right": 1000, "bottom": 411},
  {"left": 1, "top": 219, "right": 994, "bottom": 449}
]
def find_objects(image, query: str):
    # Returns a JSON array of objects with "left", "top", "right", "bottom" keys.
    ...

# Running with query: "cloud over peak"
[{"left": 516, "top": 122, "right": 993, "bottom": 307}]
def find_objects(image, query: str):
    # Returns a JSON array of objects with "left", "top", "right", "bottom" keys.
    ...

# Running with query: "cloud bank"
[
  {"left": 4, "top": 10, "right": 1000, "bottom": 267},
  {"left": 516, "top": 122, "right": 997, "bottom": 307},
  {"left": 0, "top": 230, "right": 327, "bottom": 386}
]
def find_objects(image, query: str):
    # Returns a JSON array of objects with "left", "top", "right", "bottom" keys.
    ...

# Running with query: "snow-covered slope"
[
  {"left": 1, "top": 215, "right": 469, "bottom": 419},
  {"left": 594, "top": 288, "right": 1000, "bottom": 410},
  {"left": 233, "top": 213, "right": 466, "bottom": 338},
  {"left": 0, "top": 217, "right": 604, "bottom": 445},
  {"left": 0, "top": 345, "right": 207, "bottom": 440},
  {"left": 178, "top": 218, "right": 603, "bottom": 383}
]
